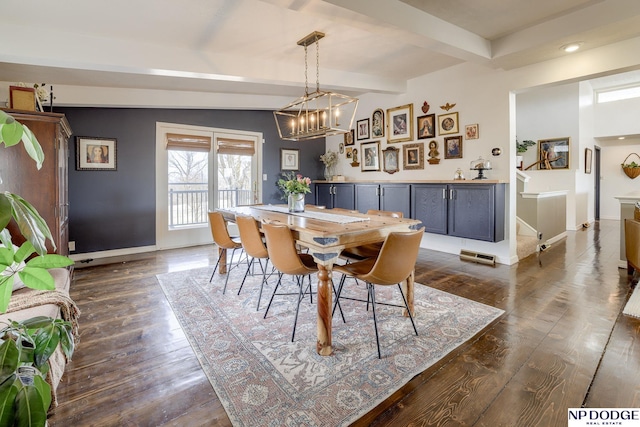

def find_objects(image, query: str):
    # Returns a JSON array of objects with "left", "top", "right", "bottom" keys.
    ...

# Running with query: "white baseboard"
[{"left": 70, "top": 245, "right": 157, "bottom": 267}]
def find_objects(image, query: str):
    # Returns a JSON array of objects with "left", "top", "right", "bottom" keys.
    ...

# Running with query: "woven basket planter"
[{"left": 622, "top": 153, "right": 640, "bottom": 179}]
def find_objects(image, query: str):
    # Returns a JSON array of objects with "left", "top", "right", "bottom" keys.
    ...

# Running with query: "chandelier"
[{"left": 274, "top": 31, "right": 358, "bottom": 141}]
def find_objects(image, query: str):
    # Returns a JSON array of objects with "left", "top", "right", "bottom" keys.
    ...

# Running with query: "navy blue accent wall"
[{"left": 58, "top": 107, "right": 325, "bottom": 253}]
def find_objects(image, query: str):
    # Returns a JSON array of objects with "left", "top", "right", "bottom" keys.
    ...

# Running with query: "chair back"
[
  {"left": 359, "top": 228, "right": 424, "bottom": 285},
  {"left": 236, "top": 215, "right": 268, "bottom": 259},
  {"left": 208, "top": 211, "right": 239, "bottom": 249},
  {"left": 262, "top": 222, "right": 315, "bottom": 275},
  {"left": 366, "top": 209, "right": 403, "bottom": 218},
  {"left": 625, "top": 219, "right": 640, "bottom": 271}
]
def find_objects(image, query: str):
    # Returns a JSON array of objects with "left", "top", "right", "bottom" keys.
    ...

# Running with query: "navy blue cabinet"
[
  {"left": 315, "top": 183, "right": 355, "bottom": 209},
  {"left": 355, "top": 183, "right": 411, "bottom": 217}
]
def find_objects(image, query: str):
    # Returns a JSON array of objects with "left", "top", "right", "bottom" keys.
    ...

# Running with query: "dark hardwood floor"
[{"left": 48, "top": 219, "right": 640, "bottom": 426}]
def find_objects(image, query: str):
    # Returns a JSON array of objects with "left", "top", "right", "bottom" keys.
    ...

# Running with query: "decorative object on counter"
[
  {"left": 382, "top": 146, "right": 399, "bottom": 174},
  {"left": 320, "top": 149, "right": 338, "bottom": 180},
  {"left": 437, "top": 112, "right": 459, "bottom": 135},
  {"left": 344, "top": 129, "right": 354, "bottom": 145},
  {"left": 538, "top": 137, "right": 570, "bottom": 170},
  {"left": 622, "top": 153, "right": 640, "bottom": 179},
  {"left": 387, "top": 104, "right": 413, "bottom": 143},
  {"left": 465, "top": 123, "right": 479, "bottom": 140},
  {"left": 273, "top": 31, "right": 358, "bottom": 141},
  {"left": 470, "top": 156, "right": 492, "bottom": 180},
  {"left": 417, "top": 114, "right": 435, "bottom": 139},
  {"left": 356, "top": 118, "right": 370, "bottom": 140},
  {"left": 277, "top": 172, "right": 311, "bottom": 212},
  {"left": 76, "top": 136, "right": 117, "bottom": 171},
  {"left": 403, "top": 143, "right": 425, "bottom": 170},
  {"left": 427, "top": 140, "right": 440, "bottom": 164},
  {"left": 421, "top": 101, "right": 430, "bottom": 113},
  {"left": 585, "top": 147, "right": 592, "bottom": 174},
  {"left": 371, "top": 108, "right": 384, "bottom": 137},
  {"left": 440, "top": 102, "right": 456, "bottom": 111},
  {"left": 492, "top": 147, "right": 502, "bottom": 156},
  {"left": 454, "top": 168, "right": 465, "bottom": 180},
  {"left": 350, "top": 148, "right": 360, "bottom": 167},
  {"left": 280, "top": 148, "right": 299, "bottom": 171},
  {"left": 444, "top": 135, "right": 463, "bottom": 159},
  {"left": 361, "top": 141, "right": 380, "bottom": 171}
]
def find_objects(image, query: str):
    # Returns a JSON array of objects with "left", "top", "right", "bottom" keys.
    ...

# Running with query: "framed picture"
[
  {"left": 280, "top": 148, "right": 299, "bottom": 171},
  {"left": 382, "top": 146, "right": 399, "bottom": 174},
  {"left": 344, "top": 129, "right": 355, "bottom": 146},
  {"left": 585, "top": 148, "right": 592, "bottom": 174},
  {"left": 387, "top": 104, "right": 414, "bottom": 143},
  {"left": 356, "top": 118, "right": 370, "bottom": 141},
  {"left": 403, "top": 143, "right": 424, "bottom": 170},
  {"left": 438, "top": 112, "right": 459, "bottom": 136},
  {"left": 371, "top": 108, "right": 385, "bottom": 138},
  {"left": 444, "top": 136, "right": 463, "bottom": 159},
  {"left": 417, "top": 114, "right": 435, "bottom": 139},
  {"left": 465, "top": 123, "right": 479, "bottom": 140},
  {"left": 9, "top": 86, "right": 36, "bottom": 111},
  {"left": 346, "top": 147, "right": 353, "bottom": 159},
  {"left": 538, "top": 137, "right": 570, "bottom": 169},
  {"left": 361, "top": 141, "right": 380, "bottom": 171},
  {"left": 76, "top": 136, "right": 117, "bottom": 170}
]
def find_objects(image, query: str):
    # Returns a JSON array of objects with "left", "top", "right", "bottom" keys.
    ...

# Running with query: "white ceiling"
[{"left": 1, "top": 0, "right": 640, "bottom": 99}]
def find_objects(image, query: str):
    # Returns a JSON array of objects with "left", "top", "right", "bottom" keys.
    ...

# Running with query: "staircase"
[{"left": 516, "top": 221, "right": 538, "bottom": 261}]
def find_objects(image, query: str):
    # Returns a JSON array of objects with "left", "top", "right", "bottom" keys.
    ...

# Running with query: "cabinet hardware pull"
[
  {"left": 450, "top": 189, "right": 454, "bottom": 199},
  {"left": 442, "top": 188, "right": 446, "bottom": 199}
]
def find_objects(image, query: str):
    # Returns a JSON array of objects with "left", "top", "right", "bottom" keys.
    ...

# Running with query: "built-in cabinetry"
[
  {"left": 315, "top": 183, "right": 355, "bottom": 209},
  {"left": 354, "top": 183, "right": 411, "bottom": 218},
  {"left": 0, "top": 109, "right": 72, "bottom": 255},
  {"left": 412, "top": 183, "right": 505, "bottom": 242}
]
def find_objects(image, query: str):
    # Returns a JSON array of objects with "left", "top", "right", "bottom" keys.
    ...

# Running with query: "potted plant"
[
  {"left": 0, "top": 110, "right": 75, "bottom": 426},
  {"left": 277, "top": 172, "right": 312, "bottom": 212},
  {"left": 621, "top": 153, "right": 640, "bottom": 179},
  {"left": 516, "top": 139, "right": 535, "bottom": 169}
]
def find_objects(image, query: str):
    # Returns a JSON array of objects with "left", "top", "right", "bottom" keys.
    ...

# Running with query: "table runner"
[{"left": 253, "top": 205, "right": 370, "bottom": 224}]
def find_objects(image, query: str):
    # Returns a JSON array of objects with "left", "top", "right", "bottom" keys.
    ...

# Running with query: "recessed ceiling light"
[
  {"left": 561, "top": 42, "right": 582, "bottom": 53},
  {"left": 618, "top": 136, "right": 625, "bottom": 140}
]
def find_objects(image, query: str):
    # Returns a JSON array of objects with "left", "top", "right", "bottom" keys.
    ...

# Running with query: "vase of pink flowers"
[{"left": 277, "top": 172, "right": 312, "bottom": 212}]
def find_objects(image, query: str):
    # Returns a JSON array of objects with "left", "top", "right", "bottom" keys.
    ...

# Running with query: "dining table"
[{"left": 217, "top": 204, "right": 423, "bottom": 356}]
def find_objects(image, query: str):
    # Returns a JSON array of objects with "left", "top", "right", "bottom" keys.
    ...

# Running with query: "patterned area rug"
[{"left": 156, "top": 265, "right": 503, "bottom": 427}]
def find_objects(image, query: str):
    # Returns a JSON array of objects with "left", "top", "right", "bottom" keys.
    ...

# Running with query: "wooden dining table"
[{"left": 217, "top": 205, "right": 423, "bottom": 356}]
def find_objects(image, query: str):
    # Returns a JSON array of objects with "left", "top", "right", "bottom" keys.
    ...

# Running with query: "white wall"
[{"left": 599, "top": 138, "right": 640, "bottom": 219}]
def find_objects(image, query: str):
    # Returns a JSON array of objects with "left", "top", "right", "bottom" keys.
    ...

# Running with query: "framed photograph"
[
  {"left": 538, "top": 137, "right": 570, "bottom": 170},
  {"left": 444, "top": 136, "right": 463, "bottom": 159},
  {"left": 356, "top": 118, "right": 370, "bottom": 141},
  {"left": 403, "top": 143, "right": 424, "bottom": 170},
  {"left": 344, "top": 129, "right": 355, "bottom": 146},
  {"left": 280, "top": 148, "right": 299, "bottom": 171},
  {"left": 438, "top": 112, "right": 459, "bottom": 136},
  {"left": 361, "top": 141, "right": 380, "bottom": 171},
  {"left": 417, "top": 114, "right": 435, "bottom": 139},
  {"left": 9, "top": 86, "right": 36, "bottom": 111},
  {"left": 76, "top": 137, "right": 117, "bottom": 170},
  {"left": 465, "top": 123, "right": 479, "bottom": 140},
  {"left": 346, "top": 147, "right": 353, "bottom": 159},
  {"left": 382, "top": 146, "right": 399, "bottom": 174},
  {"left": 387, "top": 104, "right": 414, "bottom": 143},
  {"left": 585, "top": 148, "right": 592, "bottom": 174},
  {"left": 371, "top": 108, "right": 385, "bottom": 138}
]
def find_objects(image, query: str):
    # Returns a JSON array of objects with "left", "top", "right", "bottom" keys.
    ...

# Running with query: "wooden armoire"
[{"left": 0, "top": 109, "right": 72, "bottom": 255}]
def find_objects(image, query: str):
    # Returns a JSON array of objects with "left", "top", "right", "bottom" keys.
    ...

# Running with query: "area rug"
[
  {"left": 623, "top": 283, "right": 640, "bottom": 318},
  {"left": 156, "top": 265, "right": 504, "bottom": 427}
]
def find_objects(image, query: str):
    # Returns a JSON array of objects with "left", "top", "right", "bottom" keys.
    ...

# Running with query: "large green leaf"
[
  {"left": 20, "top": 127, "right": 44, "bottom": 170},
  {"left": 14, "top": 242, "right": 35, "bottom": 265},
  {"left": 0, "top": 377, "right": 17, "bottom": 427},
  {"left": 25, "top": 254, "right": 72, "bottom": 269},
  {"left": 0, "top": 340, "right": 19, "bottom": 385},
  {"left": 0, "top": 247, "right": 13, "bottom": 267},
  {"left": 15, "top": 267, "right": 54, "bottom": 292},
  {"left": 4, "top": 193, "right": 52, "bottom": 255},
  {"left": 0, "top": 278, "right": 13, "bottom": 313},
  {"left": 0, "top": 195, "right": 11, "bottom": 231},
  {"left": 15, "top": 375, "right": 49, "bottom": 427},
  {"left": 58, "top": 323, "right": 74, "bottom": 360},
  {"left": 32, "top": 325, "right": 58, "bottom": 368},
  {"left": 0, "top": 120, "right": 22, "bottom": 147}
]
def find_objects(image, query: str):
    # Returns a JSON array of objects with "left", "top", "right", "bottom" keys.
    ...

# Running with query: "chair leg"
[
  {"left": 263, "top": 273, "right": 283, "bottom": 319},
  {"left": 255, "top": 258, "right": 267, "bottom": 311},
  {"left": 292, "top": 275, "right": 313, "bottom": 342},
  {"left": 238, "top": 257, "right": 255, "bottom": 295},
  {"left": 369, "top": 283, "right": 382, "bottom": 359},
  {"left": 331, "top": 275, "right": 346, "bottom": 323},
  {"left": 209, "top": 254, "right": 221, "bottom": 282},
  {"left": 397, "top": 284, "right": 418, "bottom": 336}
]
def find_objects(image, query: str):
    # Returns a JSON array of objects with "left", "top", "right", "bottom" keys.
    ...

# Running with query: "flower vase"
[
  {"left": 324, "top": 165, "right": 335, "bottom": 181},
  {"left": 288, "top": 193, "right": 305, "bottom": 212}
]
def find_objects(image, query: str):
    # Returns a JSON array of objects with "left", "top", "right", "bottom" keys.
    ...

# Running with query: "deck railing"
[{"left": 168, "top": 184, "right": 252, "bottom": 227}]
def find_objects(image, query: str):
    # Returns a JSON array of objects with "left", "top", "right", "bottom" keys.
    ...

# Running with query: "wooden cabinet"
[
  {"left": 355, "top": 183, "right": 411, "bottom": 217},
  {"left": 412, "top": 183, "right": 505, "bottom": 242},
  {"left": 315, "top": 183, "right": 355, "bottom": 209},
  {"left": 0, "top": 110, "right": 72, "bottom": 255}
]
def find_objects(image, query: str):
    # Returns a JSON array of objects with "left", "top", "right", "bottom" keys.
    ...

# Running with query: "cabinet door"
[
  {"left": 355, "top": 184, "right": 379, "bottom": 213},
  {"left": 315, "top": 183, "right": 334, "bottom": 208},
  {"left": 381, "top": 184, "right": 411, "bottom": 218},
  {"left": 411, "top": 184, "right": 447, "bottom": 234},
  {"left": 448, "top": 184, "right": 497, "bottom": 241},
  {"left": 333, "top": 184, "right": 355, "bottom": 210}
]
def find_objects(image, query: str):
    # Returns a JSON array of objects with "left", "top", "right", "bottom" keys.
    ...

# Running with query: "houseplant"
[
  {"left": 516, "top": 138, "right": 535, "bottom": 169},
  {"left": 277, "top": 172, "right": 311, "bottom": 212},
  {"left": 0, "top": 109, "right": 75, "bottom": 426},
  {"left": 621, "top": 153, "right": 640, "bottom": 179}
]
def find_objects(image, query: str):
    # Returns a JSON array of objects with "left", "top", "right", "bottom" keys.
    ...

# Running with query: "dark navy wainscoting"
[{"left": 59, "top": 107, "right": 325, "bottom": 254}]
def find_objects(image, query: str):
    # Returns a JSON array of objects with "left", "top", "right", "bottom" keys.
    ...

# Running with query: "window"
[{"left": 596, "top": 85, "right": 640, "bottom": 103}]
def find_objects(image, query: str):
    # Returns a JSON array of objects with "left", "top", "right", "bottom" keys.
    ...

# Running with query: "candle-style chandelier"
[{"left": 274, "top": 31, "right": 358, "bottom": 141}]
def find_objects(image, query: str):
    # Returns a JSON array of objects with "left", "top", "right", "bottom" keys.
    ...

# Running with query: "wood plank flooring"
[{"left": 48, "top": 220, "right": 640, "bottom": 426}]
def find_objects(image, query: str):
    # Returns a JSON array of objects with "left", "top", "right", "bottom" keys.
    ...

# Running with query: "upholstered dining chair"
[
  {"left": 332, "top": 227, "right": 425, "bottom": 358},
  {"left": 235, "top": 215, "right": 271, "bottom": 311},
  {"left": 261, "top": 222, "right": 319, "bottom": 342},
  {"left": 340, "top": 209, "right": 404, "bottom": 262},
  {"left": 208, "top": 211, "right": 244, "bottom": 294},
  {"left": 625, "top": 218, "right": 640, "bottom": 279}
]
